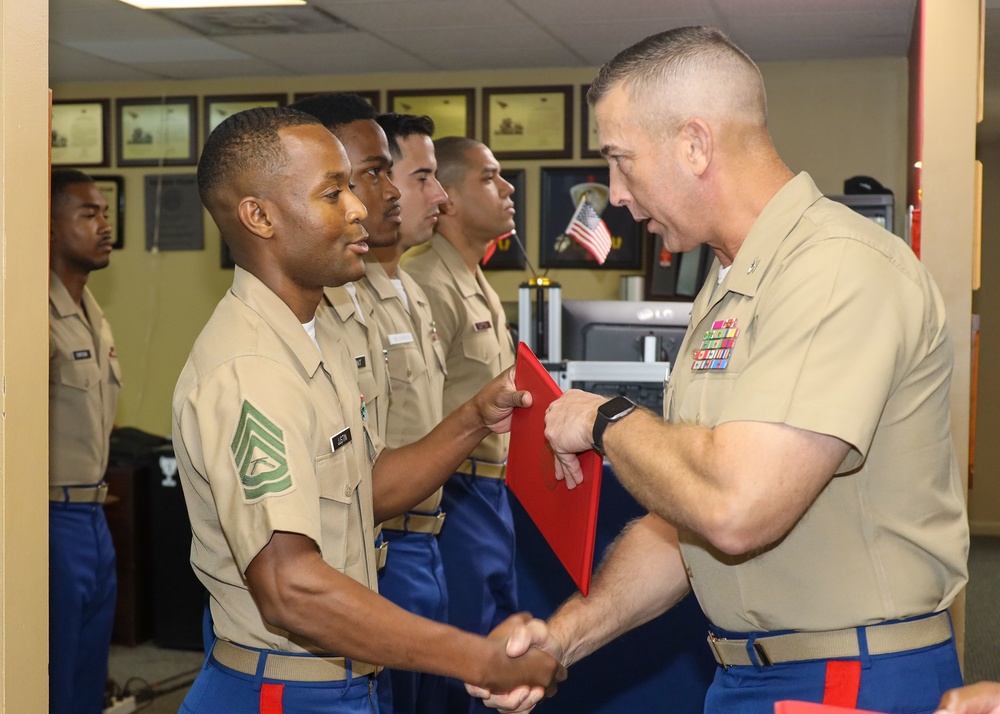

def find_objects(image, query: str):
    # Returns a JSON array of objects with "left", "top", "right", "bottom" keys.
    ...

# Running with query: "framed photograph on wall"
[
  {"left": 51, "top": 99, "right": 111, "bottom": 167},
  {"left": 386, "top": 89, "right": 474, "bottom": 138},
  {"left": 645, "top": 230, "right": 713, "bottom": 300},
  {"left": 483, "top": 85, "right": 572, "bottom": 160},
  {"left": 481, "top": 168, "right": 527, "bottom": 271},
  {"left": 292, "top": 90, "right": 381, "bottom": 111},
  {"left": 580, "top": 84, "right": 601, "bottom": 159},
  {"left": 90, "top": 175, "right": 125, "bottom": 250},
  {"left": 204, "top": 94, "right": 287, "bottom": 136},
  {"left": 539, "top": 166, "right": 643, "bottom": 270},
  {"left": 117, "top": 97, "right": 197, "bottom": 167}
]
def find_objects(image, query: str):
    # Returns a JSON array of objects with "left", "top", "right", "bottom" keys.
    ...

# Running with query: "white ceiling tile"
[
  {"left": 315, "top": 0, "right": 528, "bottom": 31},
  {"left": 50, "top": 4, "right": 199, "bottom": 43},
  {"left": 50, "top": 43, "right": 166, "bottom": 83},
  {"left": 420, "top": 45, "right": 585, "bottom": 72},
  {"left": 511, "top": 0, "right": 718, "bottom": 27},
  {"left": 378, "top": 23, "right": 576, "bottom": 55},
  {"left": 713, "top": 0, "right": 914, "bottom": 14},
  {"left": 216, "top": 32, "right": 434, "bottom": 74},
  {"left": 130, "top": 58, "right": 292, "bottom": 80},
  {"left": 47, "top": 0, "right": 929, "bottom": 85},
  {"left": 64, "top": 37, "right": 250, "bottom": 63}
]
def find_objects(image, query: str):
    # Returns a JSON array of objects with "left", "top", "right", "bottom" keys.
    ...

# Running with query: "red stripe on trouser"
[
  {"left": 260, "top": 682, "right": 284, "bottom": 714},
  {"left": 822, "top": 660, "right": 862, "bottom": 708}
]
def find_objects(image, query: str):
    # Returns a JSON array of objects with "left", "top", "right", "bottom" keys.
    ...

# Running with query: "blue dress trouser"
[
  {"left": 705, "top": 618, "right": 963, "bottom": 714},
  {"left": 49, "top": 502, "right": 118, "bottom": 714},
  {"left": 181, "top": 650, "right": 380, "bottom": 713},
  {"left": 376, "top": 528, "right": 448, "bottom": 714},
  {"left": 437, "top": 472, "right": 517, "bottom": 714}
]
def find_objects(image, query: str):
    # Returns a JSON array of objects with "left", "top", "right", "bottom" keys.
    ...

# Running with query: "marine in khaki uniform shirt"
[
  {"left": 403, "top": 136, "right": 519, "bottom": 714},
  {"left": 49, "top": 274, "right": 122, "bottom": 490},
  {"left": 362, "top": 257, "right": 447, "bottom": 453},
  {"left": 48, "top": 169, "right": 122, "bottom": 714},
  {"left": 484, "top": 27, "right": 969, "bottom": 714},
  {"left": 363, "top": 110, "right": 452, "bottom": 714},
  {"left": 667, "top": 173, "right": 968, "bottom": 635},
  {"left": 174, "top": 267, "right": 381, "bottom": 652},
  {"left": 173, "top": 106, "right": 563, "bottom": 714},
  {"left": 405, "top": 233, "right": 515, "bottom": 464},
  {"left": 321, "top": 283, "right": 390, "bottom": 441}
]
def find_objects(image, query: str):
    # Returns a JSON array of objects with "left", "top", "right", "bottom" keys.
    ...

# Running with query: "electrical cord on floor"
[{"left": 107, "top": 666, "right": 202, "bottom": 711}]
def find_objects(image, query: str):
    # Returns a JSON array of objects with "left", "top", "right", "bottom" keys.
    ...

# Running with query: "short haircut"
[
  {"left": 588, "top": 25, "right": 766, "bottom": 131},
  {"left": 289, "top": 92, "right": 378, "bottom": 135},
  {"left": 197, "top": 106, "right": 320, "bottom": 207},
  {"left": 432, "top": 136, "right": 481, "bottom": 188},
  {"left": 51, "top": 168, "right": 94, "bottom": 216},
  {"left": 375, "top": 113, "right": 435, "bottom": 161}
]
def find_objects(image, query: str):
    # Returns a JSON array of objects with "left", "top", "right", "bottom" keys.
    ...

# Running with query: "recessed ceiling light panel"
[{"left": 117, "top": 0, "right": 306, "bottom": 9}]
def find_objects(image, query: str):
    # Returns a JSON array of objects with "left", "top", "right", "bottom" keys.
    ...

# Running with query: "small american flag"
[{"left": 565, "top": 196, "right": 612, "bottom": 264}]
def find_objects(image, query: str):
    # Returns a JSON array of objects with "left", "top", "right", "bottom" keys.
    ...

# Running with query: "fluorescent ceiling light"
[{"left": 117, "top": 0, "right": 306, "bottom": 9}]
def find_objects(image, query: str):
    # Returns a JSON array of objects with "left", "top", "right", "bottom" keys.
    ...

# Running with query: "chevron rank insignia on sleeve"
[{"left": 231, "top": 400, "right": 293, "bottom": 501}]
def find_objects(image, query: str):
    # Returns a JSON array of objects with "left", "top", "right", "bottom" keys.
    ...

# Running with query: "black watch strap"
[{"left": 592, "top": 396, "right": 636, "bottom": 456}]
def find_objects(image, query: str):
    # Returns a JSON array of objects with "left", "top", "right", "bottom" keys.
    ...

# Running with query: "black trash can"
[{"left": 148, "top": 443, "right": 206, "bottom": 650}]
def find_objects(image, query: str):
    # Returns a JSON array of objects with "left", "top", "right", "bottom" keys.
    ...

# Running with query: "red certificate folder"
[
  {"left": 775, "top": 703, "right": 885, "bottom": 714},
  {"left": 507, "top": 342, "right": 603, "bottom": 596}
]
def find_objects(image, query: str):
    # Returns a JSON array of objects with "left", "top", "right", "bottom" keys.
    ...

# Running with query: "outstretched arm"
[
  {"left": 545, "top": 389, "right": 850, "bottom": 555},
  {"left": 246, "top": 530, "right": 565, "bottom": 694},
  {"left": 469, "top": 513, "right": 690, "bottom": 711},
  {"left": 372, "top": 366, "right": 529, "bottom": 522}
]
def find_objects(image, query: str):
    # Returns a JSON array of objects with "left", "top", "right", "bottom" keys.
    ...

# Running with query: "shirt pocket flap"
[
  {"left": 315, "top": 448, "right": 361, "bottom": 505},
  {"left": 59, "top": 359, "right": 99, "bottom": 391}
]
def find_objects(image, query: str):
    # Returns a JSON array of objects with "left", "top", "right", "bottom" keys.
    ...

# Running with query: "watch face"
[{"left": 599, "top": 396, "right": 635, "bottom": 419}]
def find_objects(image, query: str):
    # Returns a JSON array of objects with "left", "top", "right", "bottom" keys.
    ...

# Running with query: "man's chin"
[
  {"left": 365, "top": 227, "right": 401, "bottom": 250},
  {"left": 331, "top": 261, "right": 366, "bottom": 286}
]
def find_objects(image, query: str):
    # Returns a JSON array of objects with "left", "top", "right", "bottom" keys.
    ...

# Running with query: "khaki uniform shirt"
[
  {"left": 49, "top": 271, "right": 122, "bottom": 486},
  {"left": 361, "top": 258, "right": 448, "bottom": 512},
  {"left": 404, "top": 234, "right": 515, "bottom": 463},
  {"left": 172, "top": 268, "right": 382, "bottom": 652},
  {"left": 321, "top": 285, "right": 390, "bottom": 443},
  {"left": 667, "top": 173, "right": 968, "bottom": 632}
]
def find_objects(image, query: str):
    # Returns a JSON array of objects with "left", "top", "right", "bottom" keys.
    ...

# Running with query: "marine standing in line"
[
  {"left": 403, "top": 135, "right": 519, "bottom": 714},
  {"left": 48, "top": 168, "right": 123, "bottom": 714}
]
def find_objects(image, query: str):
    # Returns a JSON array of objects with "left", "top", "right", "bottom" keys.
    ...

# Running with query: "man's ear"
[
  {"left": 237, "top": 196, "right": 276, "bottom": 239},
  {"left": 682, "top": 118, "right": 712, "bottom": 177}
]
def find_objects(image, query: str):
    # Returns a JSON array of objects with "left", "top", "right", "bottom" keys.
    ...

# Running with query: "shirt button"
[{"left": 344, "top": 484, "right": 352, "bottom": 497}]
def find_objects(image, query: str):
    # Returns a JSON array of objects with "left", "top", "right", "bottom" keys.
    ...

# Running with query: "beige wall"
[
  {"left": 2, "top": 0, "right": 53, "bottom": 711},
  {"left": 53, "top": 59, "right": 911, "bottom": 437}
]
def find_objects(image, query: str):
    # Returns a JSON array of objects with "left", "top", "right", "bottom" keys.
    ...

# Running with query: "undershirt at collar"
[
  {"left": 302, "top": 317, "right": 320, "bottom": 350},
  {"left": 390, "top": 277, "right": 410, "bottom": 312}
]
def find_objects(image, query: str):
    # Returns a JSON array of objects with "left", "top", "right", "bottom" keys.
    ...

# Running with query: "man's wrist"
[{"left": 591, "top": 396, "right": 637, "bottom": 456}]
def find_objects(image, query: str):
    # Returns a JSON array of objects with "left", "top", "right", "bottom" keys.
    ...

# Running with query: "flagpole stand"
[{"left": 518, "top": 277, "right": 561, "bottom": 362}]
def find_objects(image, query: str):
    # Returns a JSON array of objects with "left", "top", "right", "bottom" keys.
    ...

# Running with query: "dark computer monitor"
[{"left": 561, "top": 299, "right": 692, "bottom": 365}]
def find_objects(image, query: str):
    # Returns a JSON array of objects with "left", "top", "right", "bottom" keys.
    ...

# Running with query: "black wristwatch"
[{"left": 591, "top": 396, "right": 637, "bottom": 456}]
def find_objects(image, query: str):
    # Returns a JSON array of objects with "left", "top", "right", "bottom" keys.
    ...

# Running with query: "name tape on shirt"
[
  {"left": 474, "top": 321, "right": 492, "bottom": 332},
  {"left": 387, "top": 332, "right": 414, "bottom": 346},
  {"left": 330, "top": 427, "right": 352, "bottom": 452},
  {"left": 72, "top": 349, "right": 92, "bottom": 360}
]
